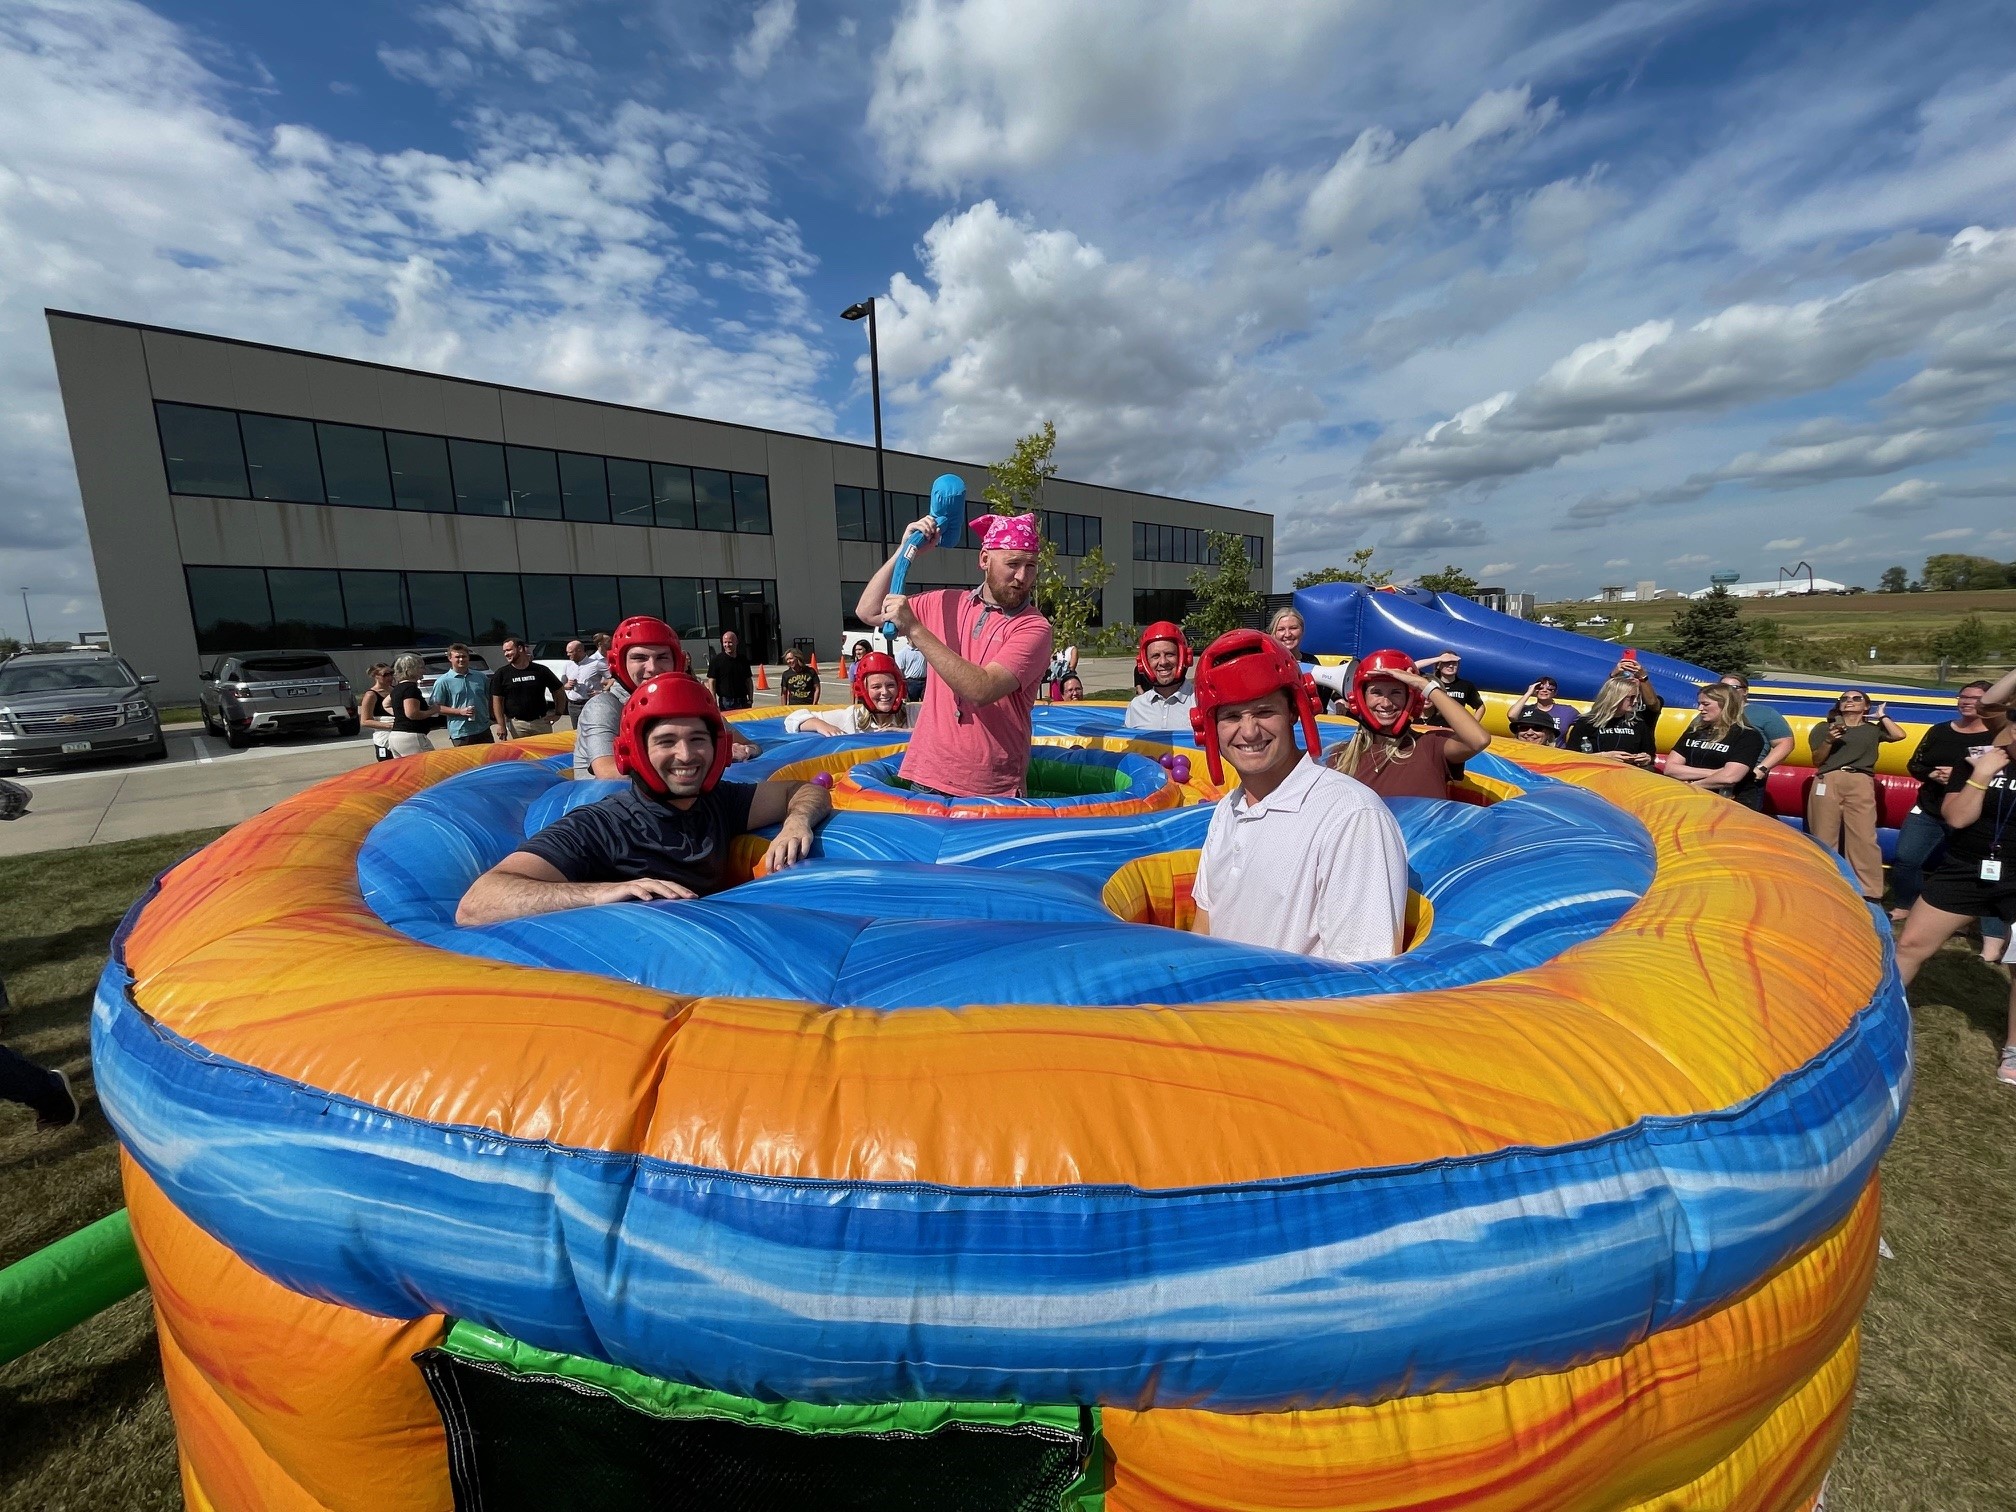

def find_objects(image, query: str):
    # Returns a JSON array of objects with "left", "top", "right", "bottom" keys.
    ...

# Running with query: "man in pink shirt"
[{"left": 857, "top": 510, "right": 1054, "bottom": 798}]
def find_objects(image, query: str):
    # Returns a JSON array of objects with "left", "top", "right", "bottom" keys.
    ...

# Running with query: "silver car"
[
  {"left": 198, "top": 651, "right": 358, "bottom": 749},
  {"left": 0, "top": 651, "right": 167, "bottom": 774}
]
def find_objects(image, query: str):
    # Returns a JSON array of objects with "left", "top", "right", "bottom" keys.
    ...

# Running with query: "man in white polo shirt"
[{"left": 1188, "top": 629, "right": 1407, "bottom": 965}]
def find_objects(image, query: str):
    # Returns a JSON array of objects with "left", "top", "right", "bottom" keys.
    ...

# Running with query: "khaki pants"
[
  {"left": 505, "top": 716, "right": 555, "bottom": 739},
  {"left": 1807, "top": 769, "right": 1883, "bottom": 899}
]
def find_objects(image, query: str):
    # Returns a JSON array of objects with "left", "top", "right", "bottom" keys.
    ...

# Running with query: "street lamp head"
[{"left": 840, "top": 301, "right": 871, "bottom": 321}]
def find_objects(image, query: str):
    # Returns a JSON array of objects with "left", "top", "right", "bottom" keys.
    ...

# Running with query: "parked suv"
[
  {"left": 0, "top": 651, "right": 167, "bottom": 774},
  {"left": 199, "top": 651, "right": 358, "bottom": 749}
]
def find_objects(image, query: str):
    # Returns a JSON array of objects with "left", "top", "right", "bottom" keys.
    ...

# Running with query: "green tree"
[
  {"left": 1036, "top": 542, "right": 1115, "bottom": 653},
  {"left": 0, "top": 635, "right": 19, "bottom": 660},
  {"left": 1921, "top": 553, "right": 2008, "bottom": 592},
  {"left": 1657, "top": 586, "right": 1754, "bottom": 674},
  {"left": 1292, "top": 547, "right": 1390, "bottom": 589},
  {"left": 1929, "top": 614, "right": 1994, "bottom": 671},
  {"left": 1415, "top": 564, "right": 1480, "bottom": 594},
  {"left": 1878, "top": 566, "right": 1909, "bottom": 594},
  {"left": 1185, "top": 532, "right": 1264, "bottom": 646},
  {"left": 981, "top": 420, "right": 1058, "bottom": 517}
]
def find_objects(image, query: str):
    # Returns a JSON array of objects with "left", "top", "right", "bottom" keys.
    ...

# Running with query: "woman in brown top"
[
  {"left": 1325, "top": 651, "right": 1490, "bottom": 800},
  {"left": 1806, "top": 690, "right": 1905, "bottom": 899}
]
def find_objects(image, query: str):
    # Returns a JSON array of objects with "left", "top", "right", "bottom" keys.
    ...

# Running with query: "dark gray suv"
[
  {"left": 198, "top": 651, "right": 359, "bottom": 749},
  {"left": 0, "top": 652, "right": 167, "bottom": 774}
]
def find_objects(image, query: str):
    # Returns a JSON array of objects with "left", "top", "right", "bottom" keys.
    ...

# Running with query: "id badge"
[
  {"left": 1814, "top": 781, "right": 1826, "bottom": 796},
  {"left": 1984, "top": 859, "right": 2005, "bottom": 883}
]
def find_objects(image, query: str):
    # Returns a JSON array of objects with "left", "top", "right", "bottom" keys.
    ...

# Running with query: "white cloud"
[
  {"left": 1763, "top": 537, "right": 1804, "bottom": 551},
  {"left": 873, "top": 200, "right": 1312, "bottom": 488},
  {"left": 1603, "top": 557, "right": 1630, "bottom": 567},
  {"left": 1924, "top": 527, "right": 1975, "bottom": 541},
  {"left": 1480, "top": 561, "right": 1517, "bottom": 576},
  {"left": 1552, "top": 478, "right": 1713, "bottom": 531},
  {"left": 1357, "top": 226, "right": 2016, "bottom": 502},
  {"left": 866, "top": 0, "right": 1358, "bottom": 192},
  {"left": 380, "top": 0, "right": 592, "bottom": 90},
  {"left": 1860, "top": 473, "right": 2016, "bottom": 514},
  {"left": 1667, "top": 553, "right": 1711, "bottom": 565},
  {"left": 1378, "top": 515, "right": 1489, "bottom": 551},
  {"left": 1716, "top": 425, "right": 1988, "bottom": 488},
  {"left": 732, "top": 0, "right": 797, "bottom": 79},
  {"left": 0, "top": 0, "right": 832, "bottom": 632}
]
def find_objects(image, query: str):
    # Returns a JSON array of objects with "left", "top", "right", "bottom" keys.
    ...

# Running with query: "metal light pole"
[
  {"left": 17, "top": 588, "right": 34, "bottom": 645},
  {"left": 840, "top": 299, "right": 888, "bottom": 554}
]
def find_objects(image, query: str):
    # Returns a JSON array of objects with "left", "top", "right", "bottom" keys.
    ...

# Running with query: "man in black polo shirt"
[
  {"left": 456, "top": 674, "right": 829, "bottom": 925},
  {"left": 708, "top": 630, "right": 755, "bottom": 711},
  {"left": 489, "top": 637, "right": 568, "bottom": 737}
]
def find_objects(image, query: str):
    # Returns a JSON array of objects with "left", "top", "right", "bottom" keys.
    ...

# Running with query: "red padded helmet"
[
  {"left": 608, "top": 615, "right": 688, "bottom": 691},
  {"left": 850, "top": 651, "right": 904, "bottom": 712},
  {"left": 1135, "top": 621, "right": 1192, "bottom": 685},
  {"left": 1186, "top": 629, "right": 1322, "bottom": 785},
  {"left": 614, "top": 674, "right": 731, "bottom": 796},
  {"left": 1346, "top": 649, "right": 1424, "bottom": 736}
]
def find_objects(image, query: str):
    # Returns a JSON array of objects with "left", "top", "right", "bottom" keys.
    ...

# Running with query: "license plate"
[
  {"left": 62, "top": 740, "right": 92, "bottom": 753},
  {"left": 275, "top": 686, "right": 316, "bottom": 698}
]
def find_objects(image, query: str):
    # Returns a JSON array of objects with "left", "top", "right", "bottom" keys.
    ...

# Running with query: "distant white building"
[
  {"left": 1687, "top": 578, "right": 1848, "bottom": 599},
  {"left": 1467, "top": 587, "right": 1536, "bottom": 618}
]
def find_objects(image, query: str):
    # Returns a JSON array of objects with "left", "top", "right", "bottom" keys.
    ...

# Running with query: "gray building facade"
[{"left": 46, "top": 311, "right": 1272, "bottom": 703}]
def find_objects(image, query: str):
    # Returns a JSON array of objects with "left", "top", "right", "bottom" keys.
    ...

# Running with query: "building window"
[
  {"left": 388, "top": 432, "right": 455, "bottom": 513},
  {"left": 467, "top": 573, "right": 524, "bottom": 642},
  {"left": 505, "top": 446, "right": 563, "bottom": 520},
  {"left": 559, "top": 452, "right": 610, "bottom": 523},
  {"left": 1134, "top": 589, "right": 1192, "bottom": 625},
  {"left": 266, "top": 568, "right": 345, "bottom": 646},
  {"left": 693, "top": 468, "right": 735, "bottom": 533},
  {"left": 339, "top": 570, "right": 410, "bottom": 647},
  {"left": 607, "top": 458, "right": 653, "bottom": 526},
  {"left": 316, "top": 423, "right": 394, "bottom": 509},
  {"left": 651, "top": 463, "right": 695, "bottom": 530},
  {"left": 835, "top": 487, "right": 947, "bottom": 547},
  {"left": 448, "top": 439, "right": 510, "bottom": 516},
  {"left": 1130, "top": 523, "right": 1264, "bottom": 568},
  {"left": 239, "top": 414, "right": 324, "bottom": 504},
  {"left": 185, "top": 566, "right": 270, "bottom": 648},
  {"left": 155, "top": 403, "right": 249, "bottom": 498},
  {"left": 1037, "top": 510, "right": 1102, "bottom": 557},
  {"left": 732, "top": 473, "right": 771, "bottom": 534},
  {"left": 407, "top": 571, "right": 473, "bottom": 643}
]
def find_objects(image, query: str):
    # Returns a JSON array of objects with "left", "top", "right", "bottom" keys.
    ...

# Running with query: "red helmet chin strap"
[{"left": 1188, "top": 630, "right": 1323, "bottom": 785}]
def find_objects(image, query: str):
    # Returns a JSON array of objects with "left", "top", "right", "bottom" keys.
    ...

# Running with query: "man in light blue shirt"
[
  {"left": 894, "top": 636, "right": 927, "bottom": 702},
  {"left": 431, "top": 643, "right": 496, "bottom": 746}
]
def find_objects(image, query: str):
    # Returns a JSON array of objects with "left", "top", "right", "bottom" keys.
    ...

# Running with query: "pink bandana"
[{"left": 969, "top": 512, "right": 1041, "bottom": 553}]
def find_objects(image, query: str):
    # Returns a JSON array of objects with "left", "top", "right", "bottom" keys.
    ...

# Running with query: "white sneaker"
[{"left": 1998, "top": 1046, "right": 2016, "bottom": 1088}]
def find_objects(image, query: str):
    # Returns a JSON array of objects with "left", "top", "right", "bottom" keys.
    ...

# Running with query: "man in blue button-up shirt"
[{"left": 431, "top": 644, "right": 496, "bottom": 746}]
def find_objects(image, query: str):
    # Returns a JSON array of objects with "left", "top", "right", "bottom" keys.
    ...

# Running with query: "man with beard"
[
  {"left": 858, "top": 510, "right": 1053, "bottom": 798},
  {"left": 458, "top": 674, "right": 828, "bottom": 924}
]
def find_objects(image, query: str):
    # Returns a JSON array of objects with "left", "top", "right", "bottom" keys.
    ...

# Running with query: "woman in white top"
[{"left": 785, "top": 651, "right": 910, "bottom": 736}]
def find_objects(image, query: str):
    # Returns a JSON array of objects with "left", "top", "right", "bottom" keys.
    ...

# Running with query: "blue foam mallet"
[{"left": 882, "top": 473, "right": 967, "bottom": 640}]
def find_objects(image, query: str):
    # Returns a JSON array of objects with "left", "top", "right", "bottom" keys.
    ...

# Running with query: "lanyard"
[{"left": 1987, "top": 776, "right": 2015, "bottom": 859}]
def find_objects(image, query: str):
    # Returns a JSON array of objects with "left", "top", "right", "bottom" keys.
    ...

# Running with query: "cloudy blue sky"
[{"left": 5, "top": 0, "right": 2016, "bottom": 639}]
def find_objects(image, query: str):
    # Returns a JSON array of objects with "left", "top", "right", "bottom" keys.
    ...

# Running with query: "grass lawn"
[{"left": 3, "top": 826, "right": 2014, "bottom": 1508}]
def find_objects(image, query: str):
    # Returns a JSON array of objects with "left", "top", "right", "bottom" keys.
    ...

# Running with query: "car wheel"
[
  {"left": 224, "top": 725, "right": 251, "bottom": 750},
  {"left": 142, "top": 738, "right": 169, "bottom": 762},
  {"left": 335, "top": 716, "right": 361, "bottom": 738}
]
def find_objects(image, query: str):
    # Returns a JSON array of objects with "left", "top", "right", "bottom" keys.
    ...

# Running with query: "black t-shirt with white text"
[
  {"left": 781, "top": 668, "right": 821, "bottom": 704},
  {"left": 518, "top": 781, "right": 759, "bottom": 893},
  {"left": 1673, "top": 723, "right": 1766, "bottom": 794},
  {"left": 1565, "top": 708, "right": 1659, "bottom": 758},
  {"left": 1940, "top": 754, "right": 2016, "bottom": 867},
  {"left": 492, "top": 661, "right": 564, "bottom": 720},
  {"left": 1419, "top": 675, "right": 1484, "bottom": 728},
  {"left": 1909, "top": 722, "right": 1998, "bottom": 818}
]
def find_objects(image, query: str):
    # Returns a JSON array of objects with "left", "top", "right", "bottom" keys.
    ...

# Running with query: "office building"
[{"left": 46, "top": 311, "right": 1271, "bottom": 702}]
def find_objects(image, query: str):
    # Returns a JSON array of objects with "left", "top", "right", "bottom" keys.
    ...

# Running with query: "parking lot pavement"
[{"left": 0, "top": 728, "right": 380, "bottom": 857}]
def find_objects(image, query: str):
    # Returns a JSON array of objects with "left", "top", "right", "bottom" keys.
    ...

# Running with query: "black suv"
[
  {"left": 0, "top": 651, "right": 166, "bottom": 774},
  {"left": 198, "top": 652, "right": 358, "bottom": 749}
]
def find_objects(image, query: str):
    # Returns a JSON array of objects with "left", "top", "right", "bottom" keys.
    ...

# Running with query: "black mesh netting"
[{"left": 418, "top": 1350, "right": 1094, "bottom": 1512}]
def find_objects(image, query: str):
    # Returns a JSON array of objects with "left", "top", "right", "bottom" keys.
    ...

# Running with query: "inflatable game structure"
[{"left": 80, "top": 696, "right": 1907, "bottom": 1510}]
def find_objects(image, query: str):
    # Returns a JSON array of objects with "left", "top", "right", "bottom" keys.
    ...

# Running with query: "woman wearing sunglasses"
[{"left": 1806, "top": 690, "right": 1905, "bottom": 901}]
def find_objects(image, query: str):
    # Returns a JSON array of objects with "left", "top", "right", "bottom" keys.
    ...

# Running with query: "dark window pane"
[
  {"left": 468, "top": 573, "right": 524, "bottom": 643},
  {"left": 835, "top": 486, "right": 864, "bottom": 540},
  {"left": 520, "top": 576, "right": 574, "bottom": 643},
  {"left": 407, "top": 572, "right": 471, "bottom": 645},
  {"left": 559, "top": 453, "right": 610, "bottom": 523},
  {"left": 239, "top": 415, "right": 324, "bottom": 504},
  {"left": 449, "top": 439, "right": 510, "bottom": 516},
  {"left": 185, "top": 566, "right": 270, "bottom": 654},
  {"left": 339, "top": 570, "right": 410, "bottom": 647},
  {"left": 506, "top": 446, "right": 562, "bottom": 519},
  {"left": 607, "top": 458, "right": 653, "bottom": 526},
  {"left": 618, "top": 576, "right": 663, "bottom": 621},
  {"left": 732, "top": 473, "right": 771, "bottom": 534},
  {"left": 266, "top": 568, "right": 345, "bottom": 647},
  {"left": 693, "top": 468, "right": 734, "bottom": 532},
  {"left": 651, "top": 464, "right": 695, "bottom": 530},
  {"left": 388, "top": 432, "right": 455, "bottom": 513},
  {"left": 662, "top": 578, "right": 706, "bottom": 641},
  {"left": 1247, "top": 534, "right": 1263, "bottom": 566},
  {"left": 1069, "top": 516, "right": 1085, "bottom": 558},
  {"left": 571, "top": 575, "right": 621, "bottom": 636},
  {"left": 317, "top": 424, "right": 393, "bottom": 508},
  {"left": 1132, "top": 521, "right": 1147, "bottom": 561},
  {"left": 157, "top": 404, "right": 248, "bottom": 498}
]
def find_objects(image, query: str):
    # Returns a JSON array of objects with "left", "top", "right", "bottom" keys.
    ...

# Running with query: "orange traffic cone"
[
  {"left": 756, "top": 662, "right": 769, "bottom": 691},
  {"left": 810, "top": 650, "right": 819, "bottom": 670}
]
